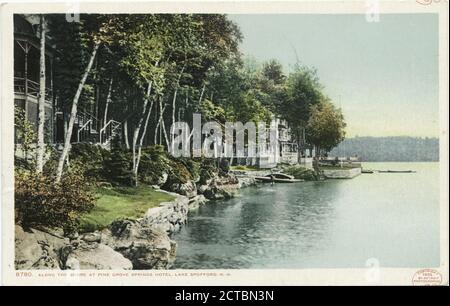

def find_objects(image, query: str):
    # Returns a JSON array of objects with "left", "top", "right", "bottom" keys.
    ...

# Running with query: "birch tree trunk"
[
  {"left": 55, "top": 42, "right": 100, "bottom": 183},
  {"left": 171, "top": 65, "right": 185, "bottom": 153},
  {"left": 36, "top": 15, "right": 46, "bottom": 174},
  {"left": 154, "top": 101, "right": 166, "bottom": 145},
  {"left": 198, "top": 83, "right": 205, "bottom": 105},
  {"left": 132, "top": 82, "right": 152, "bottom": 185},
  {"left": 154, "top": 98, "right": 169, "bottom": 147},
  {"left": 161, "top": 112, "right": 169, "bottom": 147},
  {"left": 135, "top": 97, "right": 154, "bottom": 174},
  {"left": 103, "top": 77, "right": 113, "bottom": 130},
  {"left": 123, "top": 120, "right": 130, "bottom": 149}
]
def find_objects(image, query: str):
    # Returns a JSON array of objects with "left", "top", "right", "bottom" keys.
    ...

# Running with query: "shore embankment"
[{"left": 15, "top": 171, "right": 257, "bottom": 270}]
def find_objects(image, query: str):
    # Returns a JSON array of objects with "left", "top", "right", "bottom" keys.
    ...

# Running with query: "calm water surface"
[{"left": 172, "top": 163, "right": 440, "bottom": 269}]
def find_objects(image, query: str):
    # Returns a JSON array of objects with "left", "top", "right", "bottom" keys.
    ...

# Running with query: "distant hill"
[{"left": 330, "top": 136, "right": 439, "bottom": 162}]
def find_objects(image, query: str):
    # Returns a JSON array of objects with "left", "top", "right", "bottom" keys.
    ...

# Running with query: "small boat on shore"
[
  {"left": 378, "top": 170, "right": 416, "bottom": 173},
  {"left": 362, "top": 169, "right": 374, "bottom": 174},
  {"left": 254, "top": 173, "right": 303, "bottom": 183}
]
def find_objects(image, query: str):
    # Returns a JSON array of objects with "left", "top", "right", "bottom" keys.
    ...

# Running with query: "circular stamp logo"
[{"left": 412, "top": 269, "right": 443, "bottom": 286}]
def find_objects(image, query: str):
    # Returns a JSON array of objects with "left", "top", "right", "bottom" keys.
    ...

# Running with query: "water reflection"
[
  {"left": 173, "top": 181, "right": 342, "bottom": 269},
  {"left": 172, "top": 163, "right": 439, "bottom": 269}
]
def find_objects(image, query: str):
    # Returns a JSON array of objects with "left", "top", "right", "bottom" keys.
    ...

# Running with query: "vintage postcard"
[{"left": 0, "top": 0, "right": 448, "bottom": 287}]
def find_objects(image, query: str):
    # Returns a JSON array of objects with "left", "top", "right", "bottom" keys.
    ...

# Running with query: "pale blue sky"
[{"left": 229, "top": 14, "right": 439, "bottom": 138}]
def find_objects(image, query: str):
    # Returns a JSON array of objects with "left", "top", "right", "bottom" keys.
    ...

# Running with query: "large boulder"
[
  {"left": 237, "top": 176, "right": 257, "bottom": 188},
  {"left": 156, "top": 172, "right": 169, "bottom": 186},
  {"left": 101, "top": 219, "right": 177, "bottom": 269},
  {"left": 61, "top": 241, "right": 133, "bottom": 270},
  {"left": 188, "top": 194, "right": 208, "bottom": 210},
  {"left": 15, "top": 225, "right": 133, "bottom": 270},
  {"left": 198, "top": 173, "right": 240, "bottom": 200},
  {"left": 15, "top": 225, "right": 67, "bottom": 270},
  {"left": 165, "top": 180, "right": 197, "bottom": 198}
]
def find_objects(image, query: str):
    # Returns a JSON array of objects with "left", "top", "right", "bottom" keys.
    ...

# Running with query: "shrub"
[
  {"left": 282, "top": 165, "right": 318, "bottom": 181},
  {"left": 138, "top": 145, "right": 170, "bottom": 185},
  {"left": 103, "top": 147, "right": 134, "bottom": 186},
  {"left": 15, "top": 157, "right": 35, "bottom": 172},
  {"left": 198, "top": 158, "right": 220, "bottom": 185},
  {"left": 166, "top": 158, "right": 193, "bottom": 184},
  {"left": 138, "top": 146, "right": 198, "bottom": 186},
  {"left": 15, "top": 164, "right": 95, "bottom": 233},
  {"left": 177, "top": 157, "right": 200, "bottom": 182},
  {"left": 70, "top": 143, "right": 110, "bottom": 180}
]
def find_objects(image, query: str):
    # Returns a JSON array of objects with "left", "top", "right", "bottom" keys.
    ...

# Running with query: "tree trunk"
[
  {"left": 171, "top": 65, "right": 185, "bottom": 141},
  {"left": 153, "top": 102, "right": 159, "bottom": 145},
  {"left": 36, "top": 15, "right": 46, "bottom": 174},
  {"left": 154, "top": 100, "right": 167, "bottom": 145},
  {"left": 55, "top": 42, "right": 100, "bottom": 183},
  {"left": 103, "top": 77, "right": 113, "bottom": 130},
  {"left": 135, "top": 97, "right": 154, "bottom": 175},
  {"left": 123, "top": 120, "right": 130, "bottom": 149},
  {"left": 199, "top": 83, "right": 205, "bottom": 105},
  {"left": 132, "top": 82, "right": 152, "bottom": 186},
  {"left": 297, "top": 130, "right": 302, "bottom": 164},
  {"left": 155, "top": 98, "right": 169, "bottom": 147},
  {"left": 161, "top": 111, "right": 169, "bottom": 147}
]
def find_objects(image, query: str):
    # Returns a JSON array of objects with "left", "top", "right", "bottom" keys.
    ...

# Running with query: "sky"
[{"left": 228, "top": 14, "right": 439, "bottom": 138}]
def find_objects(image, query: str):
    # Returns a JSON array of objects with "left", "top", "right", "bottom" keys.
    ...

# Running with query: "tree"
[
  {"left": 306, "top": 99, "right": 346, "bottom": 156},
  {"left": 278, "top": 65, "right": 323, "bottom": 159},
  {"left": 36, "top": 15, "right": 46, "bottom": 174},
  {"left": 55, "top": 15, "right": 115, "bottom": 182},
  {"left": 262, "top": 59, "right": 285, "bottom": 86}
]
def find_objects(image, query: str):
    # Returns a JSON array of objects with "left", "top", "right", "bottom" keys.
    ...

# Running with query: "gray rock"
[
  {"left": 156, "top": 172, "right": 168, "bottom": 186},
  {"left": 188, "top": 195, "right": 208, "bottom": 210},
  {"left": 15, "top": 225, "right": 132, "bottom": 271},
  {"left": 237, "top": 176, "right": 257, "bottom": 188},
  {"left": 197, "top": 173, "right": 240, "bottom": 200},
  {"left": 81, "top": 232, "right": 102, "bottom": 243},
  {"left": 167, "top": 181, "right": 197, "bottom": 198},
  {"left": 15, "top": 225, "right": 67, "bottom": 270},
  {"left": 101, "top": 219, "right": 177, "bottom": 269},
  {"left": 141, "top": 192, "right": 189, "bottom": 235},
  {"left": 63, "top": 242, "right": 133, "bottom": 270}
]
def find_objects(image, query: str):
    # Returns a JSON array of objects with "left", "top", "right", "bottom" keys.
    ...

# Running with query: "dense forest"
[
  {"left": 15, "top": 14, "right": 348, "bottom": 232},
  {"left": 18, "top": 14, "right": 346, "bottom": 182},
  {"left": 330, "top": 136, "right": 439, "bottom": 162}
]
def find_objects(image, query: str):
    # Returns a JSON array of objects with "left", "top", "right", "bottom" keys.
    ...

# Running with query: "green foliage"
[
  {"left": 200, "top": 99, "right": 226, "bottom": 123},
  {"left": 137, "top": 145, "right": 198, "bottom": 186},
  {"left": 14, "top": 107, "right": 36, "bottom": 164},
  {"left": 70, "top": 143, "right": 111, "bottom": 180},
  {"left": 306, "top": 99, "right": 346, "bottom": 153},
  {"left": 231, "top": 165, "right": 258, "bottom": 171},
  {"left": 15, "top": 165, "right": 95, "bottom": 233},
  {"left": 282, "top": 165, "right": 318, "bottom": 181},
  {"left": 198, "top": 158, "right": 220, "bottom": 185},
  {"left": 177, "top": 157, "right": 200, "bottom": 182},
  {"left": 166, "top": 157, "right": 194, "bottom": 185},
  {"left": 79, "top": 186, "right": 175, "bottom": 233},
  {"left": 138, "top": 145, "right": 170, "bottom": 185},
  {"left": 104, "top": 146, "right": 134, "bottom": 186}
]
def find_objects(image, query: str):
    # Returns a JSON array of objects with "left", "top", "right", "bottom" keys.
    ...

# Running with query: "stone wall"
[{"left": 15, "top": 175, "right": 255, "bottom": 271}]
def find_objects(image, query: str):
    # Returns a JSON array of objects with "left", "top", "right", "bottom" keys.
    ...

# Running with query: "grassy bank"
[
  {"left": 79, "top": 186, "right": 175, "bottom": 233},
  {"left": 230, "top": 165, "right": 259, "bottom": 171}
]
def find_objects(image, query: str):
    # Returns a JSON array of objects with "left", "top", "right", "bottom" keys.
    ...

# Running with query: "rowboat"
[{"left": 254, "top": 173, "right": 303, "bottom": 183}]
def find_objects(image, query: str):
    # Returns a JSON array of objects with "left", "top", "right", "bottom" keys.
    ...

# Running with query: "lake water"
[{"left": 172, "top": 163, "right": 440, "bottom": 269}]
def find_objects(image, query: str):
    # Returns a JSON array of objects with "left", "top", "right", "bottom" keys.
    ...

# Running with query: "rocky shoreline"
[{"left": 15, "top": 172, "right": 257, "bottom": 270}]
